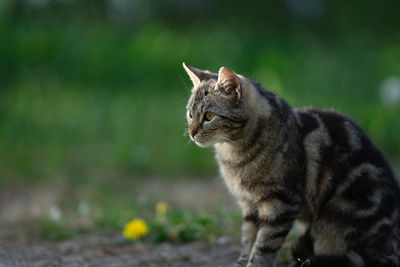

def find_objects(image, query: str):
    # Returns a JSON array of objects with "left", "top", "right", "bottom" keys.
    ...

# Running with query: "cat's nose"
[{"left": 189, "top": 126, "right": 198, "bottom": 137}]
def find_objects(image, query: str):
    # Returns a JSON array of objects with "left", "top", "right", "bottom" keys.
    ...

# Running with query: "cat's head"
[{"left": 183, "top": 63, "right": 250, "bottom": 147}]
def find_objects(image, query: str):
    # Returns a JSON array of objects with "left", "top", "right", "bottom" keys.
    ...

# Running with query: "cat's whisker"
[
  {"left": 179, "top": 74, "right": 190, "bottom": 96},
  {"left": 182, "top": 128, "right": 189, "bottom": 137},
  {"left": 183, "top": 137, "right": 192, "bottom": 148}
]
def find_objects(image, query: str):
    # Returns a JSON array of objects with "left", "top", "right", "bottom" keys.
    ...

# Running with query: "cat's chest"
[
  {"left": 219, "top": 164, "right": 253, "bottom": 199},
  {"left": 215, "top": 144, "right": 265, "bottom": 198},
  {"left": 217, "top": 156, "right": 265, "bottom": 201}
]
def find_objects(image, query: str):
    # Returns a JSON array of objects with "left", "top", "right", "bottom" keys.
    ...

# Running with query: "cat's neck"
[
  {"left": 214, "top": 114, "right": 283, "bottom": 161},
  {"left": 214, "top": 82, "right": 293, "bottom": 162}
]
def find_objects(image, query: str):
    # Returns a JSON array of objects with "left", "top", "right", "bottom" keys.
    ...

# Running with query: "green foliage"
[
  {"left": 148, "top": 210, "right": 220, "bottom": 243},
  {"left": 0, "top": 1, "right": 399, "bottom": 182},
  {"left": 36, "top": 218, "right": 75, "bottom": 241}
]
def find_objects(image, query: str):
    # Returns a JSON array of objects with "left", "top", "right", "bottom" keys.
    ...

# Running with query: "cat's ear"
[
  {"left": 217, "top": 67, "right": 242, "bottom": 98},
  {"left": 182, "top": 62, "right": 206, "bottom": 87}
]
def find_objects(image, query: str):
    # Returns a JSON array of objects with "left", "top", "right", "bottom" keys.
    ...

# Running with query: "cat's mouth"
[
  {"left": 190, "top": 135, "right": 214, "bottom": 148},
  {"left": 194, "top": 141, "right": 208, "bottom": 148}
]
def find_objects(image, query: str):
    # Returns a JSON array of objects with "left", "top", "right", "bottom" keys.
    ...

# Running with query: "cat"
[{"left": 183, "top": 62, "right": 400, "bottom": 267}]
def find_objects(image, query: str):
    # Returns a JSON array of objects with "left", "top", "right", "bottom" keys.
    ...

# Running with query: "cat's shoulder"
[
  {"left": 294, "top": 107, "right": 365, "bottom": 140},
  {"left": 296, "top": 106, "right": 348, "bottom": 118},
  {"left": 296, "top": 107, "right": 358, "bottom": 126}
]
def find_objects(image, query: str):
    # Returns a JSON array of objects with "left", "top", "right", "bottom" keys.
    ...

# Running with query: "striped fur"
[{"left": 184, "top": 64, "right": 400, "bottom": 267}]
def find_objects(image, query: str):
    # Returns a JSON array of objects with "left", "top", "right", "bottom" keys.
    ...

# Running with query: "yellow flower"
[
  {"left": 123, "top": 219, "right": 149, "bottom": 240},
  {"left": 156, "top": 202, "right": 170, "bottom": 216}
]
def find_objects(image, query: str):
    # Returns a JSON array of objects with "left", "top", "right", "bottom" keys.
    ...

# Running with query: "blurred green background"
[
  {"left": 0, "top": 0, "right": 400, "bottom": 245},
  {"left": 1, "top": 0, "right": 400, "bottom": 183}
]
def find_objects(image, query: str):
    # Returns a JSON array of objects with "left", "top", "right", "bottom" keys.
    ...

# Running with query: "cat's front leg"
[
  {"left": 235, "top": 200, "right": 259, "bottom": 267},
  {"left": 246, "top": 197, "right": 300, "bottom": 267}
]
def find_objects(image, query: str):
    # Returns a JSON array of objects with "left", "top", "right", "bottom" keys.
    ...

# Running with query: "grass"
[
  {"left": 1, "top": 21, "right": 399, "bottom": 182},
  {"left": 0, "top": 78, "right": 216, "bottom": 182},
  {"left": 31, "top": 206, "right": 230, "bottom": 243},
  {"left": 1, "top": 175, "right": 241, "bottom": 244}
]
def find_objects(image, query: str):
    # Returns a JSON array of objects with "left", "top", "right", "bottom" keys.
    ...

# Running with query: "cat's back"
[{"left": 296, "top": 107, "right": 396, "bottom": 180}]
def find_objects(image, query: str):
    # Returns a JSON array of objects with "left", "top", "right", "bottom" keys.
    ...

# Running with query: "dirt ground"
[
  {"left": 0, "top": 177, "right": 241, "bottom": 266},
  {"left": 0, "top": 233, "right": 239, "bottom": 266},
  {"left": 0, "top": 177, "right": 293, "bottom": 266}
]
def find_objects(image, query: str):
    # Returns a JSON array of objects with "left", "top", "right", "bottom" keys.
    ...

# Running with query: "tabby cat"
[{"left": 183, "top": 63, "right": 400, "bottom": 267}]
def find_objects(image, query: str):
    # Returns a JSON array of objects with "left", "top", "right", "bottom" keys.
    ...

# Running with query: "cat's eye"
[
  {"left": 204, "top": 112, "right": 215, "bottom": 121},
  {"left": 188, "top": 110, "right": 193, "bottom": 119}
]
